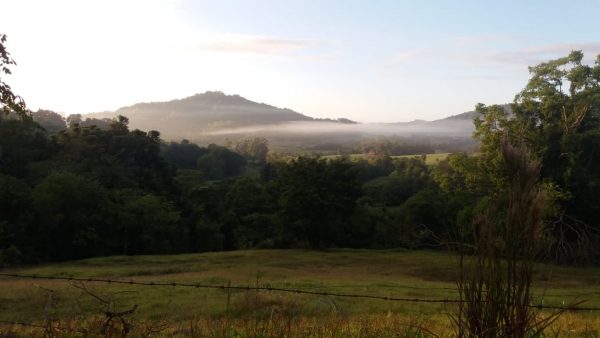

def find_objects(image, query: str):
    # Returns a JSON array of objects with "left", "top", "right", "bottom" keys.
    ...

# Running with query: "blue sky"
[{"left": 2, "top": 0, "right": 600, "bottom": 122}]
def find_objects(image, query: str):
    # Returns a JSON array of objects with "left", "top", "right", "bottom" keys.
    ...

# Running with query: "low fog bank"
[
  {"left": 75, "top": 92, "right": 479, "bottom": 151},
  {"left": 192, "top": 119, "right": 477, "bottom": 153},
  {"left": 207, "top": 119, "right": 474, "bottom": 137}
]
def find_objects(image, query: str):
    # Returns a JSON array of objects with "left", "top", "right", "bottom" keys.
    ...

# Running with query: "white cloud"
[
  {"left": 391, "top": 51, "right": 420, "bottom": 63},
  {"left": 459, "top": 42, "right": 600, "bottom": 66},
  {"left": 449, "top": 34, "right": 513, "bottom": 47},
  {"left": 190, "top": 34, "right": 337, "bottom": 63},
  {"left": 198, "top": 35, "right": 322, "bottom": 55}
]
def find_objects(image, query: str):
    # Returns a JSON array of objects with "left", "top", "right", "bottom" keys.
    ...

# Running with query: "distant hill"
[
  {"left": 76, "top": 92, "right": 510, "bottom": 151},
  {"left": 85, "top": 91, "right": 355, "bottom": 140},
  {"left": 379, "top": 110, "right": 479, "bottom": 137},
  {"left": 386, "top": 105, "right": 511, "bottom": 136},
  {"left": 435, "top": 111, "right": 480, "bottom": 121}
]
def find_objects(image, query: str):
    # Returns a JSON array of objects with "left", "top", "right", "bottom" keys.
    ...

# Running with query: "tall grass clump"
[{"left": 453, "top": 140, "right": 557, "bottom": 338}]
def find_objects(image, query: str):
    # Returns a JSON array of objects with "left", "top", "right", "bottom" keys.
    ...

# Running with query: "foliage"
[
  {"left": 233, "top": 137, "right": 269, "bottom": 165},
  {"left": 66, "top": 113, "right": 113, "bottom": 129},
  {"left": 31, "top": 109, "right": 67, "bottom": 133},
  {"left": 472, "top": 51, "right": 600, "bottom": 262},
  {"left": 356, "top": 138, "right": 436, "bottom": 156},
  {"left": 454, "top": 142, "right": 552, "bottom": 338},
  {"left": 111, "top": 189, "right": 181, "bottom": 254},
  {"left": 273, "top": 157, "right": 362, "bottom": 249},
  {"left": 197, "top": 144, "right": 246, "bottom": 180},
  {"left": 0, "top": 112, "right": 183, "bottom": 262},
  {"left": 162, "top": 139, "right": 207, "bottom": 170},
  {"left": 30, "top": 172, "right": 113, "bottom": 260},
  {"left": 0, "top": 34, "right": 28, "bottom": 118}
]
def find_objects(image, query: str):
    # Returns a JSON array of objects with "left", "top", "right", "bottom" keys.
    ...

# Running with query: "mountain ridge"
[
  {"left": 84, "top": 91, "right": 482, "bottom": 128},
  {"left": 75, "top": 91, "right": 498, "bottom": 143},
  {"left": 84, "top": 91, "right": 359, "bottom": 139}
]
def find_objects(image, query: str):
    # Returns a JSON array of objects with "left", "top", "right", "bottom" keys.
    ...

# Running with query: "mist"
[{"left": 207, "top": 119, "right": 474, "bottom": 137}]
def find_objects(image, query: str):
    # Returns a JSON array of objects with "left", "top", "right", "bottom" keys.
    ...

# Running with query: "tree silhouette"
[{"left": 0, "top": 34, "right": 28, "bottom": 118}]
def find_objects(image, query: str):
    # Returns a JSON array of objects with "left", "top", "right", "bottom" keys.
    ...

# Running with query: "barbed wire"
[
  {"left": 0, "top": 320, "right": 45, "bottom": 329},
  {"left": 308, "top": 282, "right": 600, "bottom": 299},
  {"left": 0, "top": 272, "right": 599, "bottom": 311},
  {"left": 0, "top": 319, "right": 89, "bottom": 335}
]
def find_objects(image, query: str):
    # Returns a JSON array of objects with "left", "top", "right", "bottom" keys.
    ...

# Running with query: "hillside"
[
  {"left": 86, "top": 91, "right": 355, "bottom": 140},
  {"left": 81, "top": 92, "right": 485, "bottom": 144}
]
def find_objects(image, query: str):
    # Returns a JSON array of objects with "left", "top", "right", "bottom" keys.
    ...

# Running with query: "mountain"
[
  {"left": 435, "top": 111, "right": 480, "bottom": 121},
  {"left": 380, "top": 110, "right": 479, "bottom": 137},
  {"left": 85, "top": 91, "right": 354, "bottom": 140},
  {"left": 78, "top": 92, "right": 506, "bottom": 151}
]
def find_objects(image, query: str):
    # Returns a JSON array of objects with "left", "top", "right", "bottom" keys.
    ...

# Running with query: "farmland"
[
  {"left": 321, "top": 153, "right": 452, "bottom": 165},
  {"left": 1, "top": 249, "right": 600, "bottom": 336}
]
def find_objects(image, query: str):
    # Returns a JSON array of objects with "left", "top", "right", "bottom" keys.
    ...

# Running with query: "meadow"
[
  {"left": 321, "top": 153, "right": 451, "bottom": 165},
  {"left": 1, "top": 249, "right": 600, "bottom": 337}
]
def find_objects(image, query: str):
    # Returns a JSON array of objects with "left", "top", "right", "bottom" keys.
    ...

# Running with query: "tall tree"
[
  {"left": 274, "top": 157, "right": 362, "bottom": 248},
  {"left": 474, "top": 51, "right": 600, "bottom": 261},
  {"left": 0, "top": 34, "right": 28, "bottom": 118},
  {"left": 234, "top": 137, "right": 269, "bottom": 165}
]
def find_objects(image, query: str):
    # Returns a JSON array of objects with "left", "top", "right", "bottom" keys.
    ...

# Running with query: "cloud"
[
  {"left": 524, "top": 42, "right": 600, "bottom": 55},
  {"left": 382, "top": 50, "right": 425, "bottom": 70},
  {"left": 450, "top": 34, "right": 510, "bottom": 47},
  {"left": 460, "top": 42, "right": 600, "bottom": 67},
  {"left": 391, "top": 51, "right": 420, "bottom": 63},
  {"left": 447, "top": 75, "right": 503, "bottom": 80},
  {"left": 198, "top": 34, "right": 329, "bottom": 56}
]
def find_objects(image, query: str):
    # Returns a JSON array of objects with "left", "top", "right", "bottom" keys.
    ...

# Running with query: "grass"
[
  {"left": 321, "top": 153, "right": 451, "bottom": 165},
  {"left": 1, "top": 249, "right": 600, "bottom": 336},
  {"left": 396, "top": 152, "right": 450, "bottom": 165}
]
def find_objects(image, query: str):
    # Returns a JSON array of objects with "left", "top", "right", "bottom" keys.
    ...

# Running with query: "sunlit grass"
[
  {"left": 1, "top": 249, "right": 600, "bottom": 336},
  {"left": 321, "top": 153, "right": 451, "bottom": 165}
]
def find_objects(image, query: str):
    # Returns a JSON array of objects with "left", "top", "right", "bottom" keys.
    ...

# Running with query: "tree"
[
  {"left": 0, "top": 174, "right": 30, "bottom": 265},
  {"left": 197, "top": 144, "right": 246, "bottom": 180},
  {"left": 474, "top": 51, "right": 600, "bottom": 262},
  {"left": 0, "top": 34, "right": 28, "bottom": 118},
  {"left": 234, "top": 137, "right": 269, "bottom": 165},
  {"left": 30, "top": 173, "right": 113, "bottom": 260},
  {"left": 222, "top": 176, "right": 276, "bottom": 249},
  {"left": 161, "top": 140, "right": 207, "bottom": 170},
  {"left": 0, "top": 117, "right": 53, "bottom": 178},
  {"left": 32, "top": 109, "right": 67, "bottom": 133},
  {"left": 274, "top": 157, "right": 362, "bottom": 248},
  {"left": 112, "top": 189, "right": 181, "bottom": 255}
]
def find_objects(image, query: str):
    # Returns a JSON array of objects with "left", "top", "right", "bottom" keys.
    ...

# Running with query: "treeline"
[
  {"left": 355, "top": 138, "right": 436, "bottom": 156},
  {"left": 308, "top": 136, "right": 476, "bottom": 155},
  {"left": 0, "top": 113, "right": 456, "bottom": 263}
]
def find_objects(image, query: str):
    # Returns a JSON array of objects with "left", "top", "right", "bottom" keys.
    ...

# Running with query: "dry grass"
[
  {"left": 1, "top": 310, "right": 599, "bottom": 337},
  {"left": 1, "top": 249, "right": 600, "bottom": 336}
]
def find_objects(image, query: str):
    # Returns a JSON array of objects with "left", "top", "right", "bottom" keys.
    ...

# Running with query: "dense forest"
[{"left": 1, "top": 34, "right": 599, "bottom": 265}]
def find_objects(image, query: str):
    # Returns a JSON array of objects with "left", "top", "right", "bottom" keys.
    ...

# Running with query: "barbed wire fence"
[{"left": 0, "top": 272, "right": 598, "bottom": 312}]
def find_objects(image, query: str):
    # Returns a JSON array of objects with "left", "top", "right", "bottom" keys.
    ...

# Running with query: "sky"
[{"left": 2, "top": 0, "right": 600, "bottom": 123}]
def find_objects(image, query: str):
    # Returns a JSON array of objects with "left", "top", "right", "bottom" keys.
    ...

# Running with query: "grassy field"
[
  {"left": 321, "top": 153, "right": 451, "bottom": 165},
  {"left": 1, "top": 249, "right": 600, "bottom": 336}
]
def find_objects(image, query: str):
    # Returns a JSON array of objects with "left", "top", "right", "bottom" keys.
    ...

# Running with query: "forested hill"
[{"left": 85, "top": 91, "right": 354, "bottom": 140}]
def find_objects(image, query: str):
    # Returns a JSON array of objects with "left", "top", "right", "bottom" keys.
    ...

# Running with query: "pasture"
[
  {"left": 321, "top": 153, "right": 451, "bottom": 165},
  {"left": 1, "top": 249, "right": 600, "bottom": 336}
]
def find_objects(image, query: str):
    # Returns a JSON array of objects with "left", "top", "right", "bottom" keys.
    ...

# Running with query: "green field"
[
  {"left": 2, "top": 249, "right": 600, "bottom": 334},
  {"left": 322, "top": 153, "right": 451, "bottom": 165}
]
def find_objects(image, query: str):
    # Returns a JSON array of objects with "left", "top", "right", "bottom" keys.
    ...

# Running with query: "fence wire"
[{"left": 1, "top": 272, "right": 599, "bottom": 311}]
